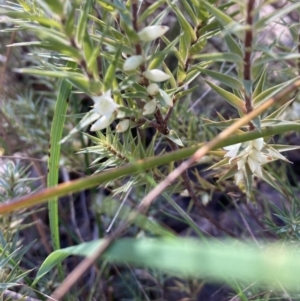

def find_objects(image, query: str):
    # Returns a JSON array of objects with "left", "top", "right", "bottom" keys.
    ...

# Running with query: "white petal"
[
  {"left": 91, "top": 115, "right": 113, "bottom": 131},
  {"left": 138, "top": 25, "right": 169, "bottom": 42},
  {"left": 260, "top": 154, "right": 271, "bottom": 164},
  {"left": 224, "top": 143, "right": 241, "bottom": 151},
  {"left": 143, "top": 98, "right": 157, "bottom": 115},
  {"left": 252, "top": 138, "right": 264, "bottom": 151},
  {"left": 116, "top": 119, "right": 130, "bottom": 133},
  {"left": 143, "top": 69, "right": 170, "bottom": 82},
  {"left": 234, "top": 170, "right": 244, "bottom": 185},
  {"left": 249, "top": 149, "right": 264, "bottom": 163},
  {"left": 159, "top": 89, "right": 173, "bottom": 107},
  {"left": 123, "top": 55, "right": 143, "bottom": 71},
  {"left": 237, "top": 157, "right": 247, "bottom": 170},
  {"left": 146, "top": 83, "right": 160, "bottom": 96},
  {"left": 254, "top": 164, "right": 263, "bottom": 177},
  {"left": 92, "top": 90, "right": 112, "bottom": 104},
  {"left": 248, "top": 156, "right": 259, "bottom": 173},
  {"left": 244, "top": 144, "right": 253, "bottom": 153},
  {"left": 93, "top": 95, "right": 119, "bottom": 117},
  {"left": 224, "top": 143, "right": 241, "bottom": 158}
]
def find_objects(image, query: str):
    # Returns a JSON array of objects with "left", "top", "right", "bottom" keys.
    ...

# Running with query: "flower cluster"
[
  {"left": 223, "top": 138, "right": 290, "bottom": 185},
  {"left": 90, "top": 90, "right": 128, "bottom": 133},
  {"left": 87, "top": 25, "right": 171, "bottom": 132}
]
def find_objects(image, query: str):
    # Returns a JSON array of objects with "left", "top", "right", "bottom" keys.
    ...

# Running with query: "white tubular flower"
[
  {"left": 143, "top": 98, "right": 157, "bottom": 115},
  {"left": 159, "top": 89, "right": 173, "bottom": 107},
  {"left": 138, "top": 25, "right": 169, "bottom": 42},
  {"left": 123, "top": 55, "right": 143, "bottom": 71},
  {"left": 146, "top": 83, "right": 160, "bottom": 96},
  {"left": 223, "top": 137, "right": 292, "bottom": 184},
  {"left": 224, "top": 143, "right": 242, "bottom": 162},
  {"left": 116, "top": 119, "right": 130, "bottom": 133},
  {"left": 224, "top": 138, "right": 266, "bottom": 175},
  {"left": 143, "top": 69, "right": 170, "bottom": 82},
  {"left": 92, "top": 90, "right": 119, "bottom": 118},
  {"left": 90, "top": 90, "right": 119, "bottom": 131},
  {"left": 91, "top": 115, "right": 112, "bottom": 131}
]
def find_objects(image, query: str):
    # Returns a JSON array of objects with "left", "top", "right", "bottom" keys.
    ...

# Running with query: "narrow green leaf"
[
  {"left": 261, "top": 169, "right": 284, "bottom": 195},
  {"left": 252, "top": 65, "right": 267, "bottom": 99},
  {"left": 188, "top": 38, "right": 207, "bottom": 55},
  {"left": 255, "top": 2, "right": 300, "bottom": 30},
  {"left": 205, "top": 80, "right": 245, "bottom": 111},
  {"left": 202, "top": 1, "right": 235, "bottom": 27},
  {"left": 181, "top": 0, "right": 198, "bottom": 25},
  {"left": 191, "top": 52, "right": 243, "bottom": 63},
  {"left": 175, "top": 86, "right": 198, "bottom": 100},
  {"left": 224, "top": 33, "right": 243, "bottom": 58},
  {"left": 138, "top": 0, "right": 166, "bottom": 23},
  {"left": 217, "top": 164, "right": 238, "bottom": 182},
  {"left": 148, "top": 35, "right": 180, "bottom": 70},
  {"left": 265, "top": 99, "right": 294, "bottom": 120},
  {"left": 168, "top": 1, "right": 197, "bottom": 42},
  {"left": 166, "top": 130, "right": 184, "bottom": 147},
  {"left": 270, "top": 144, "right": 300, "bottom": 152},
  {"left": 36, "top": 0, "right": 64, "bottom": 16},
  {"left": 162, "top": 62, "right": 177, "bottom": 89},
  {"left": 64, "top": 6, "right": 76, "bottom": 36},
  {"left": 4, "top": 11, "right": 62, "bottom": 28},
  {"left": 47, "top": 61, "right": 76, "bottom": 251},
  {"left": 76, "top": 0, "right": 93, "bottom": 46},
  {"left": 161, "top": 36, "right": 184, "bottom": 66},
  {"left": 223, "top": 32, "right": 243, "bottom": 72},
  {"left": 14, "top": 68, "right": 90, "bottom": 92},
  {"left": 253, "top": 77, "right": 299, "bottom": 106},
  {"left": 96, "top": 0, "right": 115, "bottom": 12},
  {"left": 35, "top": 238, "right": 300, "bottom": 290},
  {"left": 253, "top": 53, "right": 300, "bottom": 67},
  {"left": 16, "top": 0, "right": 31, "bottom": 12},
  {"left": 198, "top": 68, "right": 243, "bottom": 90},
  {"left": 190, "top": 1, "right": 209, "bottom": 21}
]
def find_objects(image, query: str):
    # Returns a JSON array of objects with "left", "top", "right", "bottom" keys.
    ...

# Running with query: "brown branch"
[{"left": 244, "top": 0, "right": 255, "bottom": 130}]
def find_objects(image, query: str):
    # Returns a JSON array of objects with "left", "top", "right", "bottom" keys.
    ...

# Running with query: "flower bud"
[
  {"left": 143, "top": 98, "right": 157, "bottom": 115},
  {"left": 138, "top": 25, "right": 169, "bottom": 42},
  {"left": 91, "top": 115, "right": 112, "bottom": 131},
  {"left": 146, "top": 83, "right": 160, "bottom": 96},
  {"left": 159, "top": 89, "right": 173, "bottom": 107},
  {"left": 123, "top": 55, "right": 143, "bottom": 71},
  {"left": 116, "top": 119, "right": 130, "bottom": 133},
  {"left": 143, "top": 69, "right": 170, "bottom": 82}
]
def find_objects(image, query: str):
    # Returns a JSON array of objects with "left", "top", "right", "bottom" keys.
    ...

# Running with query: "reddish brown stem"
[{"left": 244, "top": 0, "right": 255, "bottom": 130}]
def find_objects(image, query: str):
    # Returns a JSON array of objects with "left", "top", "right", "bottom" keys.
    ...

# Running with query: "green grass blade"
[
  {"left": 35, "top": 238, "right": 300, "bottom": 290},
  {"left": 47, "top": 61, "right": 76, "bottom": 251}
]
